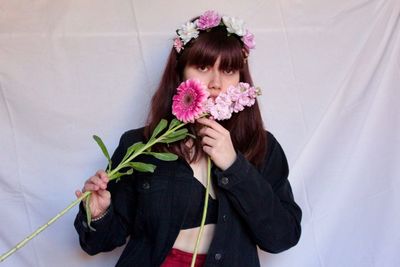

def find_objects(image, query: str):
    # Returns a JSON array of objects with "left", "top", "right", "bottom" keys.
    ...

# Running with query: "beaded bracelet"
[{"left": 90, "top": 208, "right": 109, "bottom": 222}]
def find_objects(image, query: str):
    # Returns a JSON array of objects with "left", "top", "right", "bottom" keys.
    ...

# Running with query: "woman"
[{"left": 74, "top": 11, "right": 302, "bottom": 267}]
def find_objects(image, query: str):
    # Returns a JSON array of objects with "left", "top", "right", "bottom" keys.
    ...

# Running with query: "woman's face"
[{"left": 183, "top": 56, "right": 240, "bottom": 99}]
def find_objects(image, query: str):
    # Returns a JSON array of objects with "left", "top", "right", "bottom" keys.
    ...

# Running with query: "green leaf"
[
  {"left": 150, "top": 119, "right": 168, "bottom": 140},
  {"left": 128, "top": 141, "right": 145, "bottom": 154},
  {"left": 126, "top": 162, "right": 156, "bottom": 173},
  {"left": 144, "top": 152, "right": 178, "bottom": 161},
  {"left": 122, "top": 141, "right": 145, "bottom": 162},
  {"left": 168, "top": 118, "right": 181, "bottom": 130},
  {"left": 158, "top": 128, "right": 188, "bottom": 144},
  {"left": 85, "top": 195, "right": 96, "bottom": 231},
  {"left": 109, "top": 169, "right": 134, "bottom": 181},
  {"left": 93, "top": 135, "right": 112, "bottom": 171},
  {"left": 85, "top": 195, "right": 91, "bottom": 221},
  {"left": 161, "top": 133, "right": 188, "bottom": 144},
  {"left": 166, "top": 128, "right": 188, "bottom": 138}
]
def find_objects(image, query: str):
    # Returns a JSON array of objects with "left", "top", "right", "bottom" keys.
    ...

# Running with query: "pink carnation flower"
[
  {"left": 205, "top": 83, "right": 261, "bottom": 118},
  {"left": 226, "top": 84, "right": 246, "bottom": 113},
  {"left": 197, "top": 10, "right": 221, "bottom": 30},
  {"left": 242, "top": 30, "right": 256, "bottom": 50},
  {"left": 206, "top": 92, "right": 233, "bottom": 120},
  {"left": 172, "top": 79, "right": 209, "bottom": 123},
  {"left": 173, "top": 37, "right": 184, "bottom": 53},
  {"left": 227, "top": 85, "right": 241, "bottom": 101}
]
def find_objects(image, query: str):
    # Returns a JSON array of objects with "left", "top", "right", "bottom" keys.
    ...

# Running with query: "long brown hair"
[{"left": 144, "top": 25, "right": 267, "bottom": 167}]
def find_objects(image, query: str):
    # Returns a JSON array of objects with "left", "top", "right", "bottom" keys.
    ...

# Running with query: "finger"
[
  {"left": 198, "top": 126, "right": 220, "bottom": 139},
  {"left": 97, "top": 189, "right": 111, "bottom": 199},
  {"left": 201, "top": 136, "right": 216, "bottom": 147},
  {"left": 89, "top": 175, "right": 107, "bottom": 189},
  {"left": 202, "top": 145, "right": 214, "bottom": 157},
  {"left": 197, "top": 118, "right": 225, "bottom": 132},
  {"left": 75, "top": 190, "right": 82, "bottom": 198},
  {"left": 96, "top": 170, "right": 109, "bottom": 182},
  {"left": 84, "top": 183, "right": 101, "bottom": 192},
  {"left": 101, "top": 174, "right": 109, "bottom": 183}
]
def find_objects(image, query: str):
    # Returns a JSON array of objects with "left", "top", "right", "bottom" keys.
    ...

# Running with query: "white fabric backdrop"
[{"left": 1, "top": 1, "right": 399, "bottom": 266}]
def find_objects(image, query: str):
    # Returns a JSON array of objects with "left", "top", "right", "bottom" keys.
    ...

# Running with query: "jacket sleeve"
[
  {"left": 74, "top": 130, "right": 139, "bottom": 255},
  {"left": 213, "top": 132, "right": 302, "bottom": 253}
]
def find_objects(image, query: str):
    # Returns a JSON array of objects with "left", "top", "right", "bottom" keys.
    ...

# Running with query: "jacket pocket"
[{"left": 135, "top": 174, "right": 169, "bottom": 223}]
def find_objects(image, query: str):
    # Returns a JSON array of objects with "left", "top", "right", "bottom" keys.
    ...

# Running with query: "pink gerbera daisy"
[{"left": 172, "top": 79, "right": 209, "bottom": 123}]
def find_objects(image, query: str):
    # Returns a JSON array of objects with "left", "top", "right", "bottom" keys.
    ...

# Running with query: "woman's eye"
[
  {"left": 198, "top": 66, "right": 209, "bottom": 72},
  {"left": 224, "top": 69, "right": 236, "bottom": 75}
]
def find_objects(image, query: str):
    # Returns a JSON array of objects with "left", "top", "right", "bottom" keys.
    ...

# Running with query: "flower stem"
[
  {"left": 0, "top": 191, "right": 91, "bottom": 262},
  {"left": 191, "top": 156, "right": 212, "bottom": 267},
  {"left": 0, "top": 121, "right": 188, "bottom": 263},
  {"left": 108, "top": 122, "right": 187, "bottom": 179}
]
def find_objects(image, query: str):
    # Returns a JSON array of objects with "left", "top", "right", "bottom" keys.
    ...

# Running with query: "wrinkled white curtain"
[{"left": 0, "top": 1, "right": 399, "bottom": 266}]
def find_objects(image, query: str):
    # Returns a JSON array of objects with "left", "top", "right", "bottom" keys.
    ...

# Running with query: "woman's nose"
[{"left": 208, "top": 70, "right": 221, "bottom": 91}]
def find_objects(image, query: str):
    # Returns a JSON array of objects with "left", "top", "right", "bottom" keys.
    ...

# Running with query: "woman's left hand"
[{"left": 197, "top": 117, "right": 237, "bottom": 171}]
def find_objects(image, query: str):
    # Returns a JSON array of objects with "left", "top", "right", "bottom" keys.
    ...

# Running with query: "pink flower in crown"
[
  {"left": 197, "top": 10, "right": 222, "bottom": 30},
  {"left": 172, "top": 79, "right": 209, "bottom": 123},
  {"left": 173, "top": 37, "right": 184, "bottom": 53},
  {"left": 242, "top": 30, "right": 256, "bottom": 50}
]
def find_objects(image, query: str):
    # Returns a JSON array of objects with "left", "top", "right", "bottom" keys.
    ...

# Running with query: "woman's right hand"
[{"left": 75, "top": 170, "right": 111, "bottom": 219}]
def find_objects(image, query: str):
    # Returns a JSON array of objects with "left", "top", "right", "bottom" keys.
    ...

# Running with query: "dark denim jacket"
[{"left": 74, "top": 128, "right": 302, "bottom": 266}]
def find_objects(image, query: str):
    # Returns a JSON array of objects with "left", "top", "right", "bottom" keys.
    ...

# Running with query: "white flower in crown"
[
  {"left": 177, "top": 21, "right": 199, "bottom": 45},
  {"left": 222, "top": 16, "right": 246, "bottom": 36}
]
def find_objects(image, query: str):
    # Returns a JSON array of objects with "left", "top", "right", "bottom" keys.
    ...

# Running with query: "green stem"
[
  {"left": 191, "top": 156, "right": 211, "bottom": 267},
  {"left": 0, "top": 191, "right": 91, "bottom": 262},
  {"left": 109, "top": 122, "right": 187, "bottom": 179},
  {"left": 0, "top": 121, "right": 188, "bottom": 263}
]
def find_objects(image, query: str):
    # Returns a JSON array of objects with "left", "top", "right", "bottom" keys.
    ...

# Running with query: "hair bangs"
[
  {"left": 182, "top": 26, "right": 244, "bottom": 71},
  {"left": 218, "top": 39, "right": 244, "bottom": 71},
  {"left": 184, "top": 40, "right": 220, "bottom": 69}
]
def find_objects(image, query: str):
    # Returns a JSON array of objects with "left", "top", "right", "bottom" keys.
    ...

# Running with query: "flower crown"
[{"left": 173, "top": 10, "right": 255, "bottom": 54}]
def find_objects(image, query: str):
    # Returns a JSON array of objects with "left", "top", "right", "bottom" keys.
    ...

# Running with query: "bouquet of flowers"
[
  {"left": 0, "top": 79, "right": 260, "bottom": 265},
  {"left": 0, "top": 118, "right": 190, "bottom": 262},
  {"left": 171, "top": 78, "right": 260, "bottom": 266}
]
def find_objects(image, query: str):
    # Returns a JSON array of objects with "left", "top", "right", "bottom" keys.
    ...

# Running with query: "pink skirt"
[{"left": 160, "top": 248, "right": 207, "bottom": 267}]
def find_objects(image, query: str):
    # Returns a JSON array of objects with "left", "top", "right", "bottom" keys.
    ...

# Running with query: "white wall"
[{"left": 0, "top": 1, "right": 399, "bottom": 266}]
